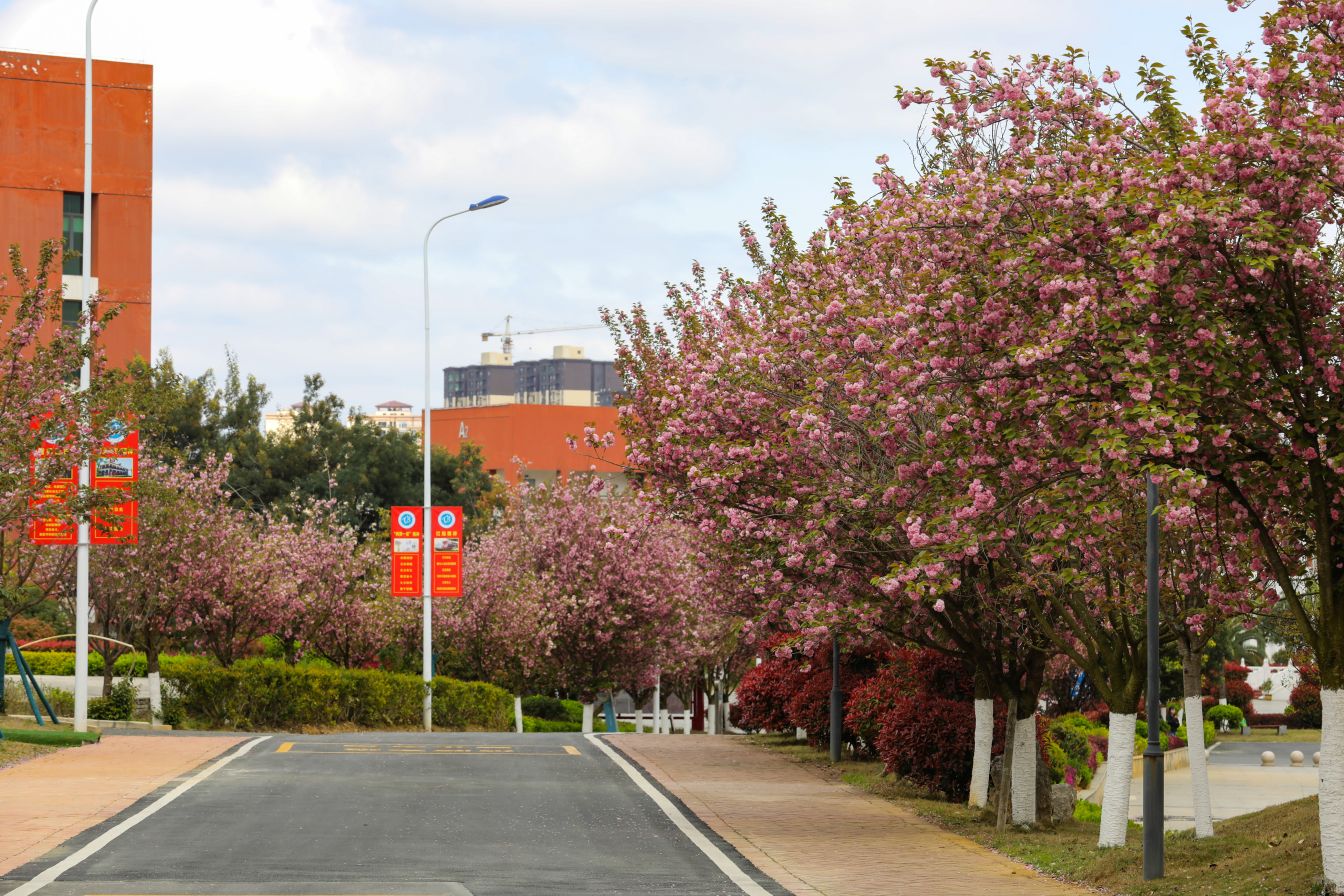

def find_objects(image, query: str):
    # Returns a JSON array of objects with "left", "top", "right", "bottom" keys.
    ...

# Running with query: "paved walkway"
[
  {"left": 609, "top": 734, "right": 1090, "bottom": 896},
  {"left": 0, "top": 733, "right": 242, "bottom": 875}
]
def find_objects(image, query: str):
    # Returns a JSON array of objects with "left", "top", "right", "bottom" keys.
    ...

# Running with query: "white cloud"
[{"left": 392, "top": 83, "right": 731, "bottom": 201}]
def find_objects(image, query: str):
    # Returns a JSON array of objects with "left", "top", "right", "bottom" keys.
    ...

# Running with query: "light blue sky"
[{"left": 0, "top": 1, "right": 1268, "bottom": 413}]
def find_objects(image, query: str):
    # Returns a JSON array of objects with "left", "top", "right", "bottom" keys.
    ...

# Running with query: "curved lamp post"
[{"left": 420, "top": 195, "right": 508, "bottom": 731}]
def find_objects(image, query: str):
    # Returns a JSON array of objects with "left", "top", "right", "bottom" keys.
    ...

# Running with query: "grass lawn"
[
  {"left": 750, "top": 734, "right": 1326, "bottom": 896},
  {"left": 1218, "top": 729, "right": 1322, "bottom": 745},
  {"left": 0, "top": 740, "right": 56, "bottom": 770}
]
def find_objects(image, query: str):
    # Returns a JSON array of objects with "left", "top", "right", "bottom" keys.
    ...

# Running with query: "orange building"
[
  {"left": 428, "top": 404, "right": 629, "bottom": 487},
  {"left": 0, "top": 51, "right": 152, "bottom": 366}
]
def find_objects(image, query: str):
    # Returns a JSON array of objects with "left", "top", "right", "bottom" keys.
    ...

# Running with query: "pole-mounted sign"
[
  {"left": 389, "top": 505, "right": 464, "bottom": 598},
  {"left": 90, "top": 420, "right": 138, "bottom": 544},
  {"left": 390, "top": 506, "right": 424, "bottom": 597},
  {"left": 28, "top": 415, "right": 77, "bottom": 545},
  {"left": 430, "top": 505, "right": 463, "bottom": 598}
]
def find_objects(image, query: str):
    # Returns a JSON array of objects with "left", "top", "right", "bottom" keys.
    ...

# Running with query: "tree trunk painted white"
[
  {"left": 968, "top": 698, "right": 993, "bottom": 809},
  {"left": 581, "top": 702, "right": 595, "bottom": 734},
  {"left": 513, "top": 695, "right": 523, "bottom": 734},
  {"left": 653, "top": 679, "right": 661, "bottom": 733},
  {"left": 1098, "top": 712, "right": 1137, "bottom": 848},
  {"left": 148, "top": 671, "right": 162, "bottom": 721},
  {"left": 1011, "top": 712, "right": 1037, "bottom": 826},
  {"left": 707, "top": 702, "right": 717, "bottom": 735},
  {"left": 1184, "top": 695, "right": 1214, "bottom": 839},
  {"left": 683, "top": 708, "right": 692, "bottom": 735},
  {"left": 1321, "top": 688, "right": 1343, "bottom": 892},
  {"left": 635, "top": 707, "right": 645, "bottom": 734}
]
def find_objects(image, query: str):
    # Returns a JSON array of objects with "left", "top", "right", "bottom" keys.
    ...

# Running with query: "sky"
[{"left": 0, "top": 1, "right": 1269, "bottom": 414}]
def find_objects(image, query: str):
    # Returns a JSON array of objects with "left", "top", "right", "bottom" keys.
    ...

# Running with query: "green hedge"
[
  {"left": 4, "top": 651, "right": 192, "bottom": 677},
  {"left": 0, "top": 728, "right": 100, "bottom": 747},
  {"left": 164, "top": 658, "right": 512, "bottom": 731}
]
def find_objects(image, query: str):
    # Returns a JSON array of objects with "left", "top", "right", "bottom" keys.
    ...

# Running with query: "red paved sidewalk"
[
  {"left": 609, "top": 734, "right": 1092, "bottom": 896},
  {"left": 0, "top": 734, "right": 244, "bottom": 875}
]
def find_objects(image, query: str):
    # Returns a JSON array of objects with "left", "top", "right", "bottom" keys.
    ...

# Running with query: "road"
[{"left": 1, "top": 733, "right": 786, "bottom": 896}]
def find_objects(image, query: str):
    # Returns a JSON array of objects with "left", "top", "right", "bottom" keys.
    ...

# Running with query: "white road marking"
[
  {"left": 8, "top": 736, "right": 272, "bottom": 896},
  {"left": 585, "top": 734, "right": 774, "bottom": 896}
]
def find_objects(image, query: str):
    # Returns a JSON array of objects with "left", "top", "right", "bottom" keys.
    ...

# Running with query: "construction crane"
[{"left": 480, "top": 315, "right": 606, "bottom": 360}]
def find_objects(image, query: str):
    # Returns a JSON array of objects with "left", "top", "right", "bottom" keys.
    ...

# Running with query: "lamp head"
[{"left": 469, "top": 195, "right": 509, "bottom": 211}]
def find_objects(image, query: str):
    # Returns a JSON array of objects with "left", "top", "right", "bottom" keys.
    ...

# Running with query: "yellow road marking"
[
  {"left": 275, "top": 742, "right": 294, "bottom": 753},
  {"left": 564, "top": 745, "right": 581, "bottom": 755}
]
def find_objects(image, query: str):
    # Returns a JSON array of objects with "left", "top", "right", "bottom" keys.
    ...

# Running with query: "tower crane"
[{"left": 480, "top": 315, "right": 606, "bottom": 360}]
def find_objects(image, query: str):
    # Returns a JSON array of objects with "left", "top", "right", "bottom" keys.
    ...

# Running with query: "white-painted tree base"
[
  {"left": 1320, "top": 688, "right": 1343, "bottom": 892},
  {"left": 683, "top": 709, "right": 692, "bottom": 735},
  {"left": 1012, "top": 712, "right": 1037, "bottom": 826},
  {"left": 969, "top": 698, "right": 993, "bottom": 808},
  {"left": 635, "top": 708, "right": 645, "bottom": 733},
  {"left": 148, "top": 671, "right": 162, "bottom": 720},
  {"left": 1099, "top": 712, "right": 1137, "bottom": 848},
  {"left": 1184, "top": 696, "right": 1214, "bottom": 838},
  {"left": 581, "top": 702, "right": 595, "bottom": 734}
]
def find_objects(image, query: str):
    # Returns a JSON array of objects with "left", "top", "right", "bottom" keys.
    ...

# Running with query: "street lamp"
[
  {"left": 420, "top": 195, "right": 508, "bottom": 732},
  {"left": 1143, "top": 473, "right": 1164, "bottom": 878},
  {"left": 73, "top": 0, "right": 102, "bottom": 733}
]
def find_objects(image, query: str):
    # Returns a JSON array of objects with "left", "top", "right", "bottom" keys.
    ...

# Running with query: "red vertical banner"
[
  {"left": 91, "top": 422, "right": 139, "bottom": 545},
  {"left": 390, "top": 506, "right": 424, "bottom": 597},
  {"left": 28, "top": 415, "right": 77, "bottom": 545},
  {"left": 430, "top": 505, "right": 464, "bottom": 598}
]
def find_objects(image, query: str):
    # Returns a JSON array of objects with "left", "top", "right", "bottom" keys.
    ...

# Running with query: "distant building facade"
[
  {"left": 0, "top": 51, "right": 153, "bottom": 365},
  {"left": 442, "top": 345, "right": 624, "bottom": 409},
  {"left": 428, "top": 404, "right": 627, "bottom": 488},
  {"left": 264, "top": 399, "right": 422, "bottom": 438},
  {"left": 364, "top": 400, "right": 421, "bottom": 436}
]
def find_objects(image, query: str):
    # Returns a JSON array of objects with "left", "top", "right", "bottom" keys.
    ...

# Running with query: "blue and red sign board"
[{"left": 389, "top": 505, "right": 463, "bottom": 598}]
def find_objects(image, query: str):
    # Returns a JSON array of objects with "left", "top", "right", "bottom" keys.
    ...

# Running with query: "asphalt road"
[
  {"left": 2, "top": 733, "right": 786, "bottom": 896},
  {"left": 1207, "top": 740, "right": 1321, "bottom": 766}
]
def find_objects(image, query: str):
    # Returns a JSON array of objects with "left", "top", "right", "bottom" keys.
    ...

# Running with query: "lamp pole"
[
  {"left": 419, "top": 195, "right": 508, "bottom": 732},
  {"left": 1143, "top": 473, "right": 1165, "bottom": 879},
  {"left": 74, "top": 0, "right": 101, "bottom": 734}
]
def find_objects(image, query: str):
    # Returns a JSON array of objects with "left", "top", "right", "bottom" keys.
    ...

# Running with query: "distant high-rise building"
[{"left": 442, "top": 345, "right": 624, "bottom": 408}]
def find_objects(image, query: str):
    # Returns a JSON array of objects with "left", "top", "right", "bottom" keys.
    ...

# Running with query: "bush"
[
  {"left": 734, "top": 657, "right": 806, "bottom": 733},
  {"left": 3, "top": 650, "right": 191, "bottom": 678},
  {"left": 1222, "top": 679, "right": 1256, "bottom": 715},
  {"left": 521, "top": 695, "right": 568, "bottom": 721},
  {"left": 164, "top": 657, "right": 512, "bottom": 730},
  {"left": 1175, "top": 721, "right": 1217, "bottom": 746},
  {"left": 88, "top": 679, "right": 136, "bottom": 721},
  {"left": 5, "top": 681, "right": 74, "bottom": 717},
  {"left": 875, "top": 696, "right": 977, "bottom": 800},
  {"left": 1074, "top": 799, "right": 1102, "bottom": 823},
  {"left": 1206, "top": 704, "right": 1246, "bottom": 732},
  {"left": 1047, "top": 713, "right": 1107, "bottom": 789},
  {"left": 1289, "top": 682, "right": 1322, "bottom": 728},
  {"left": 786, "top": 664, "right": 869, "bottom": 752}
]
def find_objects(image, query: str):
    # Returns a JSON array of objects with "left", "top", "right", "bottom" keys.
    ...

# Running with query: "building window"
[{"left": 62, "top": 193, "right": 88, "bottom": 276}]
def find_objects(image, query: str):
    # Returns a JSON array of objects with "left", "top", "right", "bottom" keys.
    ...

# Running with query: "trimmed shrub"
[
  {"left": 1289, "top": 682, "right": 1322, "bottom": 728},
  {"left": 875, "top": 696, "right": 977, "bottom": 800},
  {"left": 521, "top": 695, "right": 568, "bottom": 721},
  {"left": 164, "top": 657, "right": 511, "bottom": 730},
  {"left": 4, "top": 651, "right": 191, "bottom": 677},
  {"left": 1206, "top": 704, "right": 1245, "bottom": 732},
  {"left": 846, "top": 661, "right": 921, "bottom": 757},
  {"left": 1222, "top": 680, "right": 1256, "bottom": 716},
  {"left": 786, "top": 664, "right": 868, "bottom": 752},
  {"left": 733, "top": 657, "right": 807, "bottom": 733}
]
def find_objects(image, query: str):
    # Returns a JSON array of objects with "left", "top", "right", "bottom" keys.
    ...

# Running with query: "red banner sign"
[
  {"left": 390, "top": 506, "right": 423, "bottom": 597},
  {"left": 28, "top": 415, "right": 77, "bottom": 545},
  {"left": 430, "top": 505, "right": 464, "bottom": 598},
  {"left": 91, "top": 422, "right": 138, "bottom": 545}
]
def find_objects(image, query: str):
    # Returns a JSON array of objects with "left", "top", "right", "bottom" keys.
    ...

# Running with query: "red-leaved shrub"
[
  {"left": 733, "top": 657, "right": 806, "bottom": 733},
  {"left": 875, "top": 696, "right": 978, "bottom": 799},
  {"left": 1289, "top": 682, "right": 1322, "bottom": 728}
]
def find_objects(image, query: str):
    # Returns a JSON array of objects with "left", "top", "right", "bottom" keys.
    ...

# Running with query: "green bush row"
[
  {"left": 164, "top": 657, "right": 512, "bottom": 731},
  {"left": 4, "top": 651, "right": 192, "bottom": 677}
]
